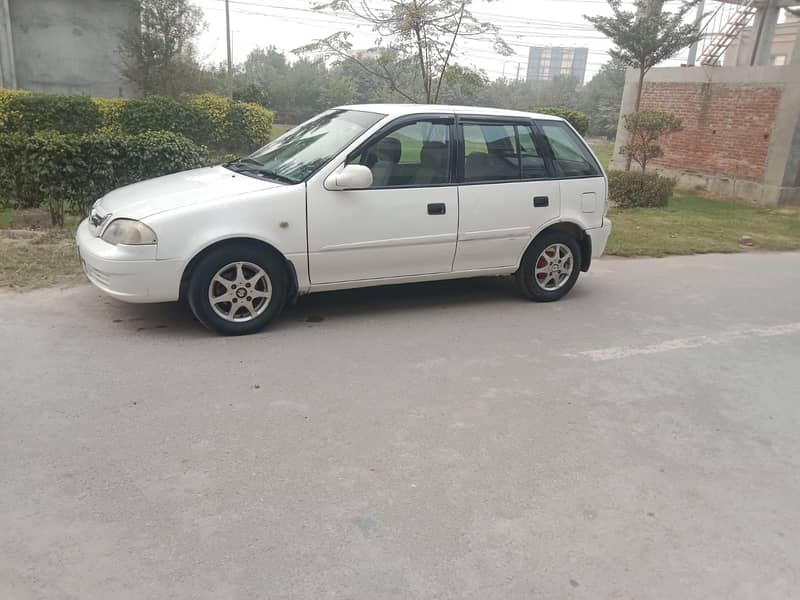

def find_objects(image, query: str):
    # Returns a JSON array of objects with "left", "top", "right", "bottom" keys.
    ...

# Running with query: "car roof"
[{"left": 335, "top": 103, "right": 564, "bottom": 121}]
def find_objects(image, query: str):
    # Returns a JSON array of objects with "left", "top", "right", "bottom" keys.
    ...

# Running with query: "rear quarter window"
[{"left": 538, "top": 120, "right": 601, "bottom": 178}]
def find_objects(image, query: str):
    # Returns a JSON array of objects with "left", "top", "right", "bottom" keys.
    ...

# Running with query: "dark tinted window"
[
  {"left": 518, "top": 126, "right": 548, "bottom": 179},
  {"left": 350, "top": 120, "right": 451, "bottom": 188},
  {"left": 463, "top": 123, "right": 518, "bottom": 183},
  {"left": 462, "top": 122, "right": 548, "bottom": 183},
  {"left": 538, "top": 120, "right": 600, "bottom": 178}
]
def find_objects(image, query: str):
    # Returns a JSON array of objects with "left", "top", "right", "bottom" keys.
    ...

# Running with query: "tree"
[
  {"left": 579, "top": 57, "right": 626, "bottom": 138},
  {"left": 621, "top": 110, "right": 682, "bottom": 172},
  {"left": 295, "top": 0, "right": 511, "bottom": 104},
  {"left": 586, "top": 0, "right": 703, "bottom": 113},
  {"left": 119, "top": 0, "right": 207, "bottom": 97},
  {"left": 586, "top": 0, "right": 702, "bottom": 168},
  {"left": 320, "top": 74, "right": 358, "bottom": 109}
]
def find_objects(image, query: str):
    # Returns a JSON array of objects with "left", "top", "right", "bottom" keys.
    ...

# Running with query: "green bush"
[
  {"left": 621, "top": 111, "right": 682, "bottom": 173},
  {"left": 119, "top": 96, "right": 213, "bottom": 145},
  {"left": 3, "top": 93, "right": 101, "bottom": 135},
  {"left": 191, "top": 93, "right": 230, "bottom": 147},
  {"left": 0, "top": 88, "right": 31, "bottom": 131},
  {"left": 223, "top": 102, "right": 274, "bottom": 152},
  {"left": 0, "top": 130, "right": 206, "bottom": 224},
  {"left": 535, "top": 107, "right": 590, "bottom": 136},
  {"left": 123, "top": 131, "right": 207, "bottom": 183},
  {"left": 608, "top": 170, "right": 674, "bottom": 209},
  {"left": 233, "top": 83, "right": 270, "bottom": 108},
  {"left": 92, "top": 97, "right": 128, "bottom": 130}
]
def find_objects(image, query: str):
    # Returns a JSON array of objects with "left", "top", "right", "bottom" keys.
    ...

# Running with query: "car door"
[
  {"left": 307, "top": 116, "right": 458, "bottom": 284},
  {"left": 453, "top": 118, "right": 560, "bottom": 272}
]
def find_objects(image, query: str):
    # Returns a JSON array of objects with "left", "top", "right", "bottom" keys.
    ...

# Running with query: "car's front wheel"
[
  {"left": 515, "top": 231, "right": 581, "bottom": 302},
  {"left": 187, "top": 243, "right": 287, "bottom": 335}
]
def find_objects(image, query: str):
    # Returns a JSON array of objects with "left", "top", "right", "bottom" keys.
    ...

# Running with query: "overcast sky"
[{"left": 193, "top": 0, "right": 708, "bottom": 83}]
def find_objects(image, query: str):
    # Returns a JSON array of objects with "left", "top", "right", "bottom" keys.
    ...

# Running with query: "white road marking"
[{"left": 566, "top": 323, "right": 800, "bottom": 362}]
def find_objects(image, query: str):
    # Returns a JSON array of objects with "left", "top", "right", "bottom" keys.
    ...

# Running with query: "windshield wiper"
[
  {"left": 251, "top": 169, "right": 296, "bottom": 185},
  {"left": 223, "top": 159, "right": 296, "bottom": 184}
]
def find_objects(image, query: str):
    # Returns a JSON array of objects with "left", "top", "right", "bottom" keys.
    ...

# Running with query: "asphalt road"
[{"left": 2, "top": 253, "right": 800, "bottom": 600}]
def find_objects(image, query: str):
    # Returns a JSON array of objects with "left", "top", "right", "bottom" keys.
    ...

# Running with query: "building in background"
[
  {"left": 526, "top": 47, "right": 589, "bottom": 84},
  {"left": 0, "top": 0, "right": 138, "bottom": 97},
  {"left": 612, "top": 3, "right": 800, "bottom": 206},
  {"left": 724, "top": 11, "right": 800, "bottom": 65}
]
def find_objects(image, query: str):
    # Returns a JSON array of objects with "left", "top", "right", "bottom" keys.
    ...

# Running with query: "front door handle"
[
  {"left": 533, "top": 196, "right": 549, "bottom": 208},
  {"left": 428, "top": 203, "right": 446, "bottom": 215}
]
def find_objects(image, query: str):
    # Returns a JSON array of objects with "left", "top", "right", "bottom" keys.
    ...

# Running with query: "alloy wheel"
[{"left": 208, "top": 261, "right": 272, "bottom": 322}]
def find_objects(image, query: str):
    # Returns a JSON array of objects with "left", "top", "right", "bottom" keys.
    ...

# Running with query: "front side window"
[
  {"left": 538, "top": 120, "right": 601, "bottom": 178},
  {"left": 349, "top": 119, "right": 452, "bottom": 188},
  {"left": 234, "top": 109, "right": 384, "bottom": 184}
]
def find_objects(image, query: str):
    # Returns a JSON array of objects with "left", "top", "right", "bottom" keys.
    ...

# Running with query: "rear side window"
[
  {"left": 462, "top": 122, "right": 548, "bottom": 183},
  {"left": 538, "top": 120, "right": 601, "bottom": 178}
]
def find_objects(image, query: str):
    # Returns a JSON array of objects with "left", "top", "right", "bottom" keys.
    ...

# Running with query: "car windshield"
[{"left": 230, "top": 109, "right": 385, "bottom": 184}]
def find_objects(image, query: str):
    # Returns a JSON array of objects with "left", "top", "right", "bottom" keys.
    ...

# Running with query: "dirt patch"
[
  {"left": 9, "top": 208, "right": 51, "bottom": 230},
  {"left": 0, "top": 229, "right": 84, "bottom": 290}
]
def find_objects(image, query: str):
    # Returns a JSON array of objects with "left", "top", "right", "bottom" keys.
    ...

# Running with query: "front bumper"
[
  {"left": 76, "top": 219, "right": 183, "bottom": 303},
  {"left": 587, "top": 217, "right": 612, "bottom": 257}
]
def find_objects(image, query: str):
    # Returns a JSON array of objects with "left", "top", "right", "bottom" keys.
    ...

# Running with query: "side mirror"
[{"left": 325, "top": 164, "right": 373, "bottom": 191}]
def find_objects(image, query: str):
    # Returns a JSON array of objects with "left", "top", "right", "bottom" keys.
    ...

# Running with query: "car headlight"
[{"left": 101, "top": 219, "right": 158, "bottom": 245}]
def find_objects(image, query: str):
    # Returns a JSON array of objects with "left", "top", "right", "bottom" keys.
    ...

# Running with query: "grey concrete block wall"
[{"left": 2, "top": 0, "right": 138, "bottom": 97}]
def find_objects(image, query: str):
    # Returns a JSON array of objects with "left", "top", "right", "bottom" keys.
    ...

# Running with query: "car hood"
[{"left": 96, "top": 166, "right": 283, "bottom": 220}]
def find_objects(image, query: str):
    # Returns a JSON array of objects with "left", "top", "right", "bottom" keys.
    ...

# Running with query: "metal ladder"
[{"left": 699, "top": 0, "right": 760, "bottom": 66}]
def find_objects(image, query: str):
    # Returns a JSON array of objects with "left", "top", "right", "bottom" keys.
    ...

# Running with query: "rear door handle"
[
  {"left": 428, "top": 203, "right": 446, "bottom": 215},
  {"left": 533, "top": 196, "right": 549, "bottom": 208}
]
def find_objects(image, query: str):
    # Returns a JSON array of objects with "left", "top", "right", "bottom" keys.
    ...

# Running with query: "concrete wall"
[
  {"left": 612, "top": 64, "right": 800, "bottom": 206},
  {"left": 2, "top": 0, "right": 138, "bottom": 97},
  {"left": 725, "top": 19, "right": 800, "bottom": 66}
]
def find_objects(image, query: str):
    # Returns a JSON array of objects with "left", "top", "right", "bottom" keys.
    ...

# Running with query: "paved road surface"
[{"left": 2, "top": 253, "right": 799, "bottom": 599}]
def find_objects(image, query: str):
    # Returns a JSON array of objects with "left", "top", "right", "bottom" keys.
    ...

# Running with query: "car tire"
[
  {"left": 187, "top": 243, "right": 288, "bottom": 336},
  {"left": 515, "top": 231, "right": 582, "bottom": 302}
]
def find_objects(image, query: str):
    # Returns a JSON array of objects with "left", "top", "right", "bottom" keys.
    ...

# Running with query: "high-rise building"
[{"left": 526, "top": 47, "right": 589, "bottom": 84}]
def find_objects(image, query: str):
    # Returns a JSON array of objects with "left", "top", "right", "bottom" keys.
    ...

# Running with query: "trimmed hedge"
[
  {"left": 0, "top": 130, "right": 206, "bottom": 225},
  {"left": 191, "top": 94, "right": 274, "bottom": 151},
  {"left": 535, "top": 107, "right": 590, "bottom": 136},
  {"left": 119, "top": 96, "right": 213, "bottom": 145},
  {"left": 0, "top": 90, "right": 274, "bottom": 154},
  {"left": 224, "top": 102, "right": 273, "bottom": 151},
  {"left": 93, "top": 97, "right": 128, "bottom": 130},
  {"left": 3, "top": 93, "right": 101, "bottom": 135},
  {"left": 191, "top": 93, "right": 230, "bottom": 147},
  {"left": 0, "top": 88, "right": 31, "bottom": 131},
  {"left": 608, "top": 170, "right": 674, "bottom": 209}
]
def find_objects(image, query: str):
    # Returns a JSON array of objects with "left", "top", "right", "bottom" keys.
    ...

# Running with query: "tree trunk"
[{"left": 625, "top": 67, "right": 647, "bottom": 172}]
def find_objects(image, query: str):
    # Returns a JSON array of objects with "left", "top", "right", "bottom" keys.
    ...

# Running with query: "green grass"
[
  {"left": 589, "top": 139, "right": 614, "bottom": 172},
  {"left": 0, "top": 208, "right": 14, "bottom": 228},
  {"left": 607, "top": 194, "right": 800, "bottom": 256}
]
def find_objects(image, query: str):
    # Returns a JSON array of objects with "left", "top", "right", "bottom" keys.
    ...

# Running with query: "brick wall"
[{"left": 639, "top": 82, "right": 783, "bottom": 180}]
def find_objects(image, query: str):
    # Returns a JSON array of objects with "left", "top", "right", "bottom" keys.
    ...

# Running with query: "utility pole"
[
  {"left": 225, "top": 0, "right": 233, "bottom": 100},
  {"left": 516, "top": 62, "right": 521, "bottom": 82},
  {"left": 686, "top": 0, "right": 705, "bottom": 66}
]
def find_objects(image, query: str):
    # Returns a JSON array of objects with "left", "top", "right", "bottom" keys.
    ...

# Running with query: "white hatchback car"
[{"left": 77, "top": 104, "right": 611, "bottom": 335}]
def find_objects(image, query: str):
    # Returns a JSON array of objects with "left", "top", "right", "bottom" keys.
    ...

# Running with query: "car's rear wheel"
[
  {"left": 516, "top": 231, "right": 581, "bottom": 302},
  {"left": 187, "top": 243, "right": 287, "bottom": 335}
]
